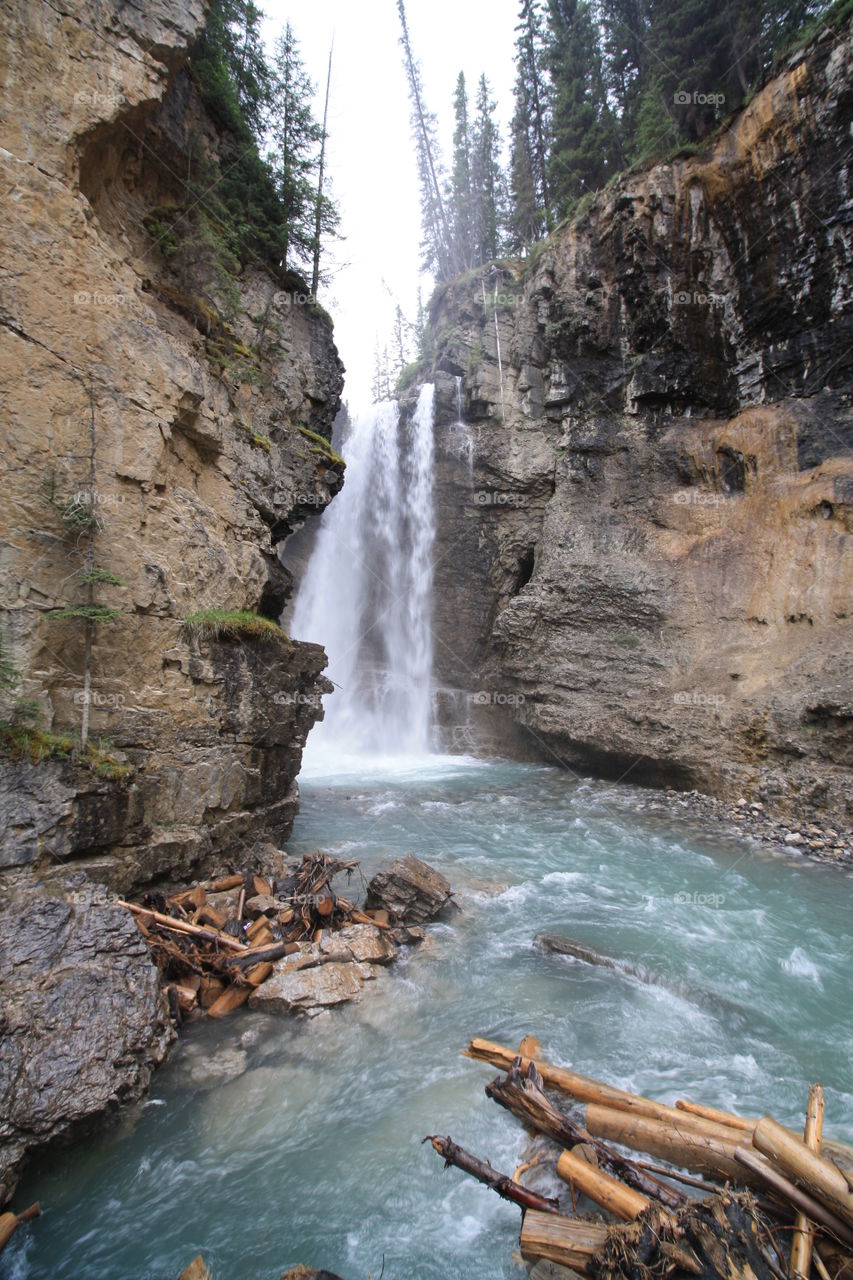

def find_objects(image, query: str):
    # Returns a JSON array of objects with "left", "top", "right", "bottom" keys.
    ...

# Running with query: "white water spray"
[{"left": 292, "top": 384, "right": 437, "bottom": 758}]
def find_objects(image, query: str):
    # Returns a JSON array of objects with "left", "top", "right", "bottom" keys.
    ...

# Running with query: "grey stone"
[
  {"left": 364, "top": 855, "right": 453, "bottom": 924},
  {"left": 0, "top": 881, "right": 172, "bottom": 1204},
  {"left": 248, "top": 959, "right": 377, "bottom": 1017},
  {"left": 244, "top": 894, "right": 278, "bottom": 919}
]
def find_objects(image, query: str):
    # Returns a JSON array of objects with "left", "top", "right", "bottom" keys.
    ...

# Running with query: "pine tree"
[
  {"left": 413, "top": 285, "right": 427, "bottom": 351},
  {"left": 397, "top": 0, "right": 454, "bottom": 279},
  {"left": 392, "top": 304, "right": 409, "bottom": 380},
  {"left": 269, "top": 22, "right": 322, "bottom": 272},
  {"left": 230, "top": 0, "right": 273, "bottom": 137},
  {"left": 598, "top": 0, "right": 652, "bottom": 162},
  {"left": 514, "top": 0, "right": 553, "bottom": 232},
  {"left": 546, "top": 0, "right": 616, "bottom": 213},
  {"left": 509, "top": 85, "right": 543, "bottom": 250},
  {"left": 470, "top": 74, "right": 506, "bottom": 266},
  {"left": 450, "top": 72, "right": 475, "bottom": 271}
]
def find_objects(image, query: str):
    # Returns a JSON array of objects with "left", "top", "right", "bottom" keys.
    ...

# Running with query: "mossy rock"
[{"left": 182, "top": 609, "right": 290, "bottom": 645}]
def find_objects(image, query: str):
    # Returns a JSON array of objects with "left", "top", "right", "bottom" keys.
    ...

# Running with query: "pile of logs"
[
  {"left": 427, "top": 1036, "right": 853, "bottom": 1280},
  {"left": 119, "top": 853, "right": 390, "bottom": 1019}
]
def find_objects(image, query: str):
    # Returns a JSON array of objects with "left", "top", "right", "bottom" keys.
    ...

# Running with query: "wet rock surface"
[
  {"left": 416, "top": 21, "right": 853, "bottom": 831},
  {"left": 248, "top": 923, "right": 399, "bottom": 1017},
  {"left": 364, "top": 854, "right": 454, "bottom": 924},
  {"left": 0, "top": 880, "right": 172, "bottom": 1205}
]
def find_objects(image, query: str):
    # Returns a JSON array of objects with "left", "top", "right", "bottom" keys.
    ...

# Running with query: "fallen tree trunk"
[
  {"left": 466, "top": 1040, "right": 853, "bottom": 1173},
  {"left": 467, "top": 1038, "right": 744, "bottom": 1144},
  {"left": 117, "top": 902, "right": 245, "bottom": 951},
  {"left": 425, "top": 1136, "right": 561, "bottom": 1215},
  {"left": 790, "top": 1085, "right": 826, "bottom": 1280},
  {"left": 0, "top": 1203, "right": 40, "bottom": 1255},
  {"left": 210, "top": 874, "right": 244, "bottom": 893},
  {"left": 753, "top": 1117, "right": 853, "bottom": 1228},
  {"left": 556, "top": 1147, "right": 659, "bottom": 1221},
  {"left": 676, "top": 1101, "right": 853, "bottom": 1172},
  {"left": 520, "top": 1210, "right": 609, "bottom": 1271},
  {"left": 733, "top": 1148, "right": 853, "bottom": 1248},
  {"left": 677, "top": 1100, "right": 755, "bottom": 1132},
  {"left": 486, "top": 1061, "right": 684, "bottom": 1210},
  {"left": 466, "top": 1037, "right": 663, "bottom": 1114},
  {"left": 218, "top": 941, "right": 296, "bottom": 971},
  {"left": 207, "top": 962, "right": 273, "bottom": 1018},
  {"left": 584, "top": 1103, "right": 762, "bottom": 1187}
]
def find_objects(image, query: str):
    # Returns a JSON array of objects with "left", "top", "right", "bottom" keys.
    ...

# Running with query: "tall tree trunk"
[
  {"left": 311, "top": 41, "right": 333, "bottom": 298},
  {"left": 397, "top": 0, "right": 453, "bottom": 275}
]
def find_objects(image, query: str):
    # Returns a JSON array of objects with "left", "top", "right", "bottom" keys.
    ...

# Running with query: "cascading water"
[
  {"left": 291, "top": 383, "right": 436, "bottom": 757},
  {"left": 446, "top": 374, "right": 474, "bottom": 478}
]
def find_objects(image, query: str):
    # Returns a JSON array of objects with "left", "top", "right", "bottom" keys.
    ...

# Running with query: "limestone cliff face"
[
  {"left": 420, "top": 21, "right": 853, "bottom": 824},
  {"left": 0, "top": 0, "right": 344, "bottom": 887}
]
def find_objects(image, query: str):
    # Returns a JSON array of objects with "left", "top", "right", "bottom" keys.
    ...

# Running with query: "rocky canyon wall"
[
  {"left": 418, "top": 19, "right": 852, "bottom": 825},
  {"left": 0, "top": 0, "right": 344, "bottom": 890}
]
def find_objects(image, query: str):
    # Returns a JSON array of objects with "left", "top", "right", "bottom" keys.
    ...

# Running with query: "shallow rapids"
[{"left": 5, "top": 758, "right": 852, "bottom": 1280}]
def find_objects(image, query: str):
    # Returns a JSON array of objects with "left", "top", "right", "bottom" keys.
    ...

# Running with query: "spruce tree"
[
  {"left": 546, "top": 0, "right": 616, "bottom": 213},
  {"left": 230, "top": 0, "right": 272, "bottom": 138},
  {"left": 450, "top": 72, "right": 475, "bottom": 271},
  {"left": 397, "top": 0, "right": 454, "bottom": 278},
  {"left": 514, "top": 0, "right": 553, "bottom": 231},
  {"left": 270, "top": 23, "right": 323, "bottom": 272},
  {"left": 598, "top": 0, "right": 652, "bottom": 162},
  {"left": 471, "top": 74, "right": 506, "bottom": 266},
  {"left": 509, "top": 82, "right": 544, "bottom": 250}
]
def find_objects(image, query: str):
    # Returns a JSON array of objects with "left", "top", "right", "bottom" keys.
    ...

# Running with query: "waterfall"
[
  {"left": 446, "top": 375, "right": 474, "bottom": 478},
  {"left": 292, "top": 384, "right": 436, "bottom": 758}
]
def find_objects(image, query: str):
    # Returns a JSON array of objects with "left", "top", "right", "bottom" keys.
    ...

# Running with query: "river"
[{"left": 5, "top": 754, "right": 852, "bottom": 1280}]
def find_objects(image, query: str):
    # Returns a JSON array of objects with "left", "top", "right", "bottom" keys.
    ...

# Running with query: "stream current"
[{"left": 6, "top": 755, "right": 852, "bottom": 1280}]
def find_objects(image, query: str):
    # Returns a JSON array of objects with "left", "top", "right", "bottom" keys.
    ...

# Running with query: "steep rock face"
[
  {"left": 421, "top": 23, "right": 853, "bottom": 823},
  {"left": 0, "top": 878, "right": 173, "bottom": 1204},
  {"left": 0, "top": 0, "right": 344, "bottom": 888}
]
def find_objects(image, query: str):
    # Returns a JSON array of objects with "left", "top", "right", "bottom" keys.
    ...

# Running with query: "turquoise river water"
[{"left": 3, "top": 756, "right": 852, "bottom": 1280}]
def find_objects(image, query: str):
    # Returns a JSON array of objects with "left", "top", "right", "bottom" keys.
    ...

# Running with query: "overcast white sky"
[{"left": 261, "top": 0, "right": 519, "bottom": 409}]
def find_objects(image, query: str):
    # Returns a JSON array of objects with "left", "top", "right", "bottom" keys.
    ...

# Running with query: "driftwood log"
[
  {"left": 733, "top": 1149, "right": 853, "bottom": 1248},
  {"left": 0, "top": 1203, "right": 40, "bottom": 1255},
  {"left": 485, "top": 1059, "right": 685, "bottom": 1211},
  {"left": 425, "top": 1136, "right": 560, "bottom": 1214},
  {"left": 752, "top": 1118, "right": 853, "bottom": 1229},
  {"left": 791, "top": 1085, "right": 826, "bottom": 1280},
  {"left": 520, "top": 1211, "right": 609, "bottom": 1270},
  {"left": 583, "top": 1103, "right": 762, "bottom": 1187},
  {"left": 556, "top": 1147, "right": 659, "bottom": 1222},
  {"left": 466, "top": 1039, "right": 853, "bottom": 1172}
]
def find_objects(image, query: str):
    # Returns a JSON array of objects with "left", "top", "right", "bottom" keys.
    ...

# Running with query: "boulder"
[
  {"left": 248, "top": 924, "right": 397, "bottom": 1016},
  {"left": 331, "top": 923, "right": 397, "bottom": 965},
  {"left": 248, "top": 960, "right": 377, "bottom": 1016},
  {"left": 244, "top": 893, "right": 278, "bottom": 919},
  {"left": 0, "top": 880, "right": 172, "bottom": 1205},
  {"left": 364, "top": 854, "right": 453, "bottom": 924}
]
